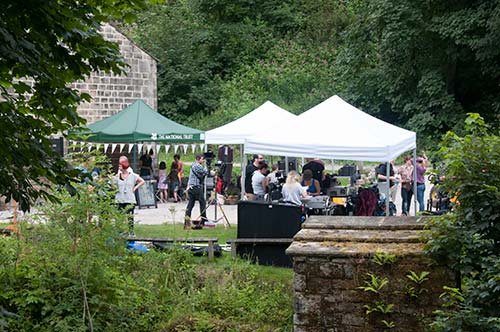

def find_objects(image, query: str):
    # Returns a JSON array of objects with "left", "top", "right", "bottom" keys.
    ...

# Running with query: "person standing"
[
  {"left": 376, "top": 160, "right": 398, "bottom": 203},
  {"left": 168, "top": 163, "right": 181, "bottom": 203},
  {"left": 251, "top": 162, "right": 269, "bottom": 201},
  {"left": 414, "top": 153, "right": 428, "bottom": 212},
  {"left": 184, "top": 154, "right": 214, "bottom": 229},
  {"left": 171, "top": 154, "right": 184, "bottom": 184},
  {"left": 139, "top": 149, "right": 154, "bottom": 177},
  {"left": 157, "top": 161, "right": 168, "bottom": 203},
  {"left": 244, "top": 154, "right": 263, "bottom": 200},
  {"left": 398, "top": 156, "right": 414, "bottom": 215},
  {"left": 114, "top": 156, "right": 145, "bottom": 233}
]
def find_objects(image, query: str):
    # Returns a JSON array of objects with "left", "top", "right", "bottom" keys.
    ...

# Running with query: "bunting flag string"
[
  {"left": 182, "top": 144, "right": 188, "bottom": 153},
  {"left": 191, "top": 144, "right": 197, "bottom": 153},
  {"left": 111, "top": 144, "right": 117, "bottom": 154},
  {"left": 164, "top": 144, "right": 170, "bottom": 153},
  {"left": 128, "top": 144, "right": 134, "bottom": 154}
]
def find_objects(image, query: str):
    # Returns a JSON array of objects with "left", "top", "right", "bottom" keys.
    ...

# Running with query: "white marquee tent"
[
  {"left": 245, "top": 95, "right": 416, "bottom": 162},
  {"left": 245, "top": 95, "right": 418, "bottom": 214},
  {"left": 204, "top": 101, "right": 297, "bottom": 145}
]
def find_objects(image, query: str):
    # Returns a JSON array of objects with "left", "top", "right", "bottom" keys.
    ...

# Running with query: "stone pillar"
[{"left": 286, "top": 216, "right": 453, "bottom": 332}]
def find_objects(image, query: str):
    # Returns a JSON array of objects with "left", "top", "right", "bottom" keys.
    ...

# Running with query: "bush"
[{"left": 426, "top": 114, "right": 500, "bottom": 332}]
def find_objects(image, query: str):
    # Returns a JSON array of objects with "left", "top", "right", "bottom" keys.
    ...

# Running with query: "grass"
[
  {"left": 134, "top": 223, "right": 294, "bottom": 284},
  {"left": 135, "top": 223, "right": 237, "bottom": 244}
]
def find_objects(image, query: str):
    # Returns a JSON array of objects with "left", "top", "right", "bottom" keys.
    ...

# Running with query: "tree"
[
  {"left": 0, "top": 0, "right": 147, "bottom": 211},
  {"left": 335, "top": 0, "right": 500, "bottom": 145}
]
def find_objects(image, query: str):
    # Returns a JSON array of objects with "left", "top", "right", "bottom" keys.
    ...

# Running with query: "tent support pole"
[
  {"left": 285, "top": 157, "right": 289, "bottom": 174},
  {"left": 240, "top": 144, "right": 245, "bottom": 200},
  {"left": 133, "top": 144, "right": 137, "bottom": 173},
  {"left": 413, "top": 149, "right": 418, "bottom": 216},
  {"left": 386, "top": 161, "right": 391, "bottom": 215}
]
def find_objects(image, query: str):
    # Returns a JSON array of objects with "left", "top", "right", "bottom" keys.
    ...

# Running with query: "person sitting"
[
  {"left": 251, "top": 161, "right": 269, "bottom": 201},
  {"left": 301, "top": 169, "right": 321, "bottom": 196},
  {"left": 281, "top": 171, "right": 309, "bottom": 206},
  {"left": 302, "top": 158, "right": 325, "bottom": 191}
]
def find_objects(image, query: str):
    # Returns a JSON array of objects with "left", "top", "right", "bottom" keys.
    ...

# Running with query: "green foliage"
[
  {"left": 407, "top": 271, "right": 430, "bottom": 285},
  {"left": 405, "top": 271, "right": 430, "bottom": 299},
  {"left": 363, "top": 301, "right": 394, "bottom": 315},
  {"left": 0, "top": 0, "right": 149, "bottom": 211},
  {"left": 426, "top": 114, "right": 500, "bottom": 332},
  {"left": 373, "top": 252, "right": 398, "bottom": 266},
  {"left": 334, "top": 0, "right": 500, "bottom": 145},
  {"left": 0, "top": 153, "right": 292, "bottom": 331},
  {"left": 381, "top": 319, "right": 396, "bottom": 329},
  {"left": 358, "top": 273, "right": 389, "bottom": 294},
  {"left": 190, "top": 40, "right": 337, "bottom": 129}
]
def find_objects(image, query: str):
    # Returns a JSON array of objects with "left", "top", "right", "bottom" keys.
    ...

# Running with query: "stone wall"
[
  {"left": 286, "top": 216, "right": 454, "bottom": 332},
  {"left": 75, "top": 23, "right": 157, "bottom": 124}
]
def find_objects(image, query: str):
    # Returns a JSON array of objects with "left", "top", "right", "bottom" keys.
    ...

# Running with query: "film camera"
[{"left": 203, "top": 150, "right": 223, "bottom": 170}]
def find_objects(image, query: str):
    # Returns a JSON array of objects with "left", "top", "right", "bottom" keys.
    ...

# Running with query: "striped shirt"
[{"left": 187, "top": 162, "right": 209, "bottom": 187}]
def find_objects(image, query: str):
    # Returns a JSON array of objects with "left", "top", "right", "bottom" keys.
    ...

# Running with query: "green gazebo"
[{"left": 76, "top": 99, "right": 203, "bottom": 143}]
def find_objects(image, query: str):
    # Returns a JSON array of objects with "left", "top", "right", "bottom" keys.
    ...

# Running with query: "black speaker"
[{"left": 237, "top": 201, "right": 302, "bottom": 238}]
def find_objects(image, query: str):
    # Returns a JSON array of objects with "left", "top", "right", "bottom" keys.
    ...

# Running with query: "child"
[
  {"left": 157, "top": 161, "right": 168, "bottom": 203},
  {"left": 168, "top": 163, "right": 181, "bottom": 202}
]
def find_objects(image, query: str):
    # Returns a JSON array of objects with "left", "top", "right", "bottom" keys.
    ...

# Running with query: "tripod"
[{"left": 194, "top": 190, "right": 231, "bottom": 228}]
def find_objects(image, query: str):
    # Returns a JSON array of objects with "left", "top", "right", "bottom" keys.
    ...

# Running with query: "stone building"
[{"left": 75, "top": 23, "right": 157, "bottom": 124}]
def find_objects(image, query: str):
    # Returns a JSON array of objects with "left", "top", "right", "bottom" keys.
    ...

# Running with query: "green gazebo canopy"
[{"left": 75, "top": 100, "right": 203, "bottom": 143}]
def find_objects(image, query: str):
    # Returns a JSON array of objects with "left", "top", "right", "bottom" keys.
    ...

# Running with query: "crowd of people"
[
  {"left": 243, "top": 153, "right": 430, "bottom": 215},
  {"left": 113, "top": 150, "right": 431, "bottom": 232}
]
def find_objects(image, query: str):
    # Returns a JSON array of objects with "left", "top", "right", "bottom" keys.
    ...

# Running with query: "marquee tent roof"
[
  {"left": 204, "top": 101, "right": 296, "bottom": 144},
  {"left": 74, "top": 100, "right": 203, "bottom": 143},
  {"left": 245, "top": 95, "right": 416, "bottom": 162}
]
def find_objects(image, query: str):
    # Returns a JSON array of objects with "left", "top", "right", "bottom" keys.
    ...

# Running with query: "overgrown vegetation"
[
  {"left": 0, "top": 155, "right": 293, "bottom": 331},
  {"left": 426, "top": 114, "right": 500, "bottom": 332}
]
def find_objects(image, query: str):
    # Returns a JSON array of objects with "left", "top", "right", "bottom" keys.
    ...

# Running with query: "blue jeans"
[
  {"left": 400, "top": 187, "right": 413, "bottom": 215},
  {"left": 417, "top": 183, "right": 425, "bottom": 212}
]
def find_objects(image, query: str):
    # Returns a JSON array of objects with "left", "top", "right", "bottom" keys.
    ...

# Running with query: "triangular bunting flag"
[
  {"left": 182, "top": 144, "right": 188, "bottom": 153},
  {"left": 95, "top": 143, "right": 101, "bottom": 152},
  {"left": 119, "top": 143, "right": 125, "bottom": 153},
  {"left": 111, "top": 144, "right": 117, "bottom": 154},
  {"left": 155, "top": 144, "right": 161, "bottom": 154},
  {"left": 164, "top": 145, "right": 170, "bottom": 153},
  {"left": 128, "top": 144, "right": 134, "bottom": 154},
  {"left": 147, "top": 144, "right": 153, "bottom": 154},
  {"left": 103, "top": 144, "right": 109, "bottom": 153},
  {"left": 87, "top": 143, "right": 93, "bottom": 152},
  {"left": 137, "top": 143, "right": 144, "bottom": 154},
  {"left": 191, "top": 144, "right": 197, "bottom": 153},
  {"left": 173, "top": 145, "right": 179, "bottom": 153},
  {"left": 199, "top": 143, "right": 205, "bottom": 152}
]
